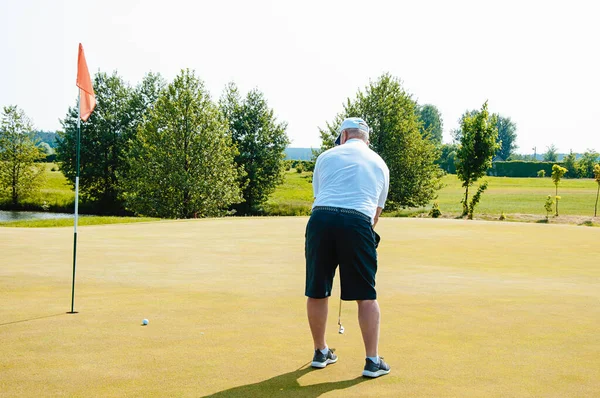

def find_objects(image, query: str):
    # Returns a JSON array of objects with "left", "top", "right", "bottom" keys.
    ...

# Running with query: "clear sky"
[{"left": 1, "top": 0, "right": 598, "bottom": 153}]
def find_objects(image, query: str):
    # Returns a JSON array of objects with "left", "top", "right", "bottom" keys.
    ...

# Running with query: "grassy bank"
[
  {"left": 267, "top": 170, "right": 600, "bottom": 220},
  {"left": 264, "top": 169, "right": 314, "bottom": 215},
  {"left": 0, "top": 216, "right": 160, "bottom": 228},
  {"left": 0, "top": 163, "right": 74, "bottom": 212},
  {"left": 3, "top": 165, "right": 599, "bottom": 222}
]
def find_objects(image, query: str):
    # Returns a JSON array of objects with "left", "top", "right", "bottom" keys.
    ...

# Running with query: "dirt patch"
[{"left": 418, "top": 211, "right": 599, "bottom": 227}]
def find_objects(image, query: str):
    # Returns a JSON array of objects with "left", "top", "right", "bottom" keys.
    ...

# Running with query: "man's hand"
[{"left": 373, "top": 207, "right": 383, "bottom": 228}]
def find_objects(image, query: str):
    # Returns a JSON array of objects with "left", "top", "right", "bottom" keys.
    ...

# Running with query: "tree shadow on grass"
[{"left": 202, "top": 363, "right": 368, "bottom": 397}]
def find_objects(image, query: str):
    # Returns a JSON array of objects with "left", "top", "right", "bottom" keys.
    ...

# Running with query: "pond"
[{"left": 0, "top": 210, "right": 79, "bottom": 222}]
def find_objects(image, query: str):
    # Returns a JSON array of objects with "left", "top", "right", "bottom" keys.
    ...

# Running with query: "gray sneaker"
[
  {"left": 362, "top": 357, "right": 390, "bottom": 378},
  {"left": 311, "top": 348, "right": 338, "bottom": 368}
]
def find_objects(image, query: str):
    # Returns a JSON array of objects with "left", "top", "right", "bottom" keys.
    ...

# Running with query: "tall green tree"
[
  {"left": 450, "top": 110, "right": 478, "bottom": 143},
  {"left": 220, "top": 83, "right": 289, "bottom": 215},
  {"left": 562, "top": 150, "right": 577, "bottom": 178},
  {"left": 58, "top": 72, "right": 134, "bottom": 214},
  {"left": 57, "top": 72, "right": 164, "bottom": 214},
  {"left": 122, "top": 69, "right": 242, "bottom": 218},
  {"left": 551, "top": 164, "right": 567, "bottom": 216},
  {"left": 495, "top": 116, "right": 517, "bottom": 160},
  {"left": 417, "top": 104, "right": 443, "bottom": 144},
  {"left": 129, "top": 72, "right": 166, "bottom": 123},
  {"left": 576, "top": 149, "right": 599, "bottom": 178},
  {"left": 0, "top": 106, "right": 45, "bottom": 206},
  {"left": 543, "top": 144, "right": 558, "bottom": 162},
  {"left": 455, "top": 101, "right": 499, "bottom": 216},
  {"left": 318, "top": 73, "right": 443, "bottom": 209},
  {"left": 437, "top": 143, "right": 458, "bottom": 174}
]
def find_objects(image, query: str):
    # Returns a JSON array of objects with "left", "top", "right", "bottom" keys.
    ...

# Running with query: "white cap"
[{"left": 335, "top": 117, "right": 370, "bottom": 145}]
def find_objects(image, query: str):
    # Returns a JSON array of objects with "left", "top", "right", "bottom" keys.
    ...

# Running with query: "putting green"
[{"left": 1, "top": 218, "right": 599, "bottom": 397}]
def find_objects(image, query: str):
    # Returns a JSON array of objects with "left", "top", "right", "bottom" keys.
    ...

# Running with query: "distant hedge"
[
  {"left": 487, "top": 161, "right": 564, "bottom": 177},
  {"left": 34, "top": 154, "right": 57, "bottom": 163}
]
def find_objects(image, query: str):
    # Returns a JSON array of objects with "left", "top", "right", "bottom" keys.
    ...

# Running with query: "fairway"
[
  {"left": 267, "top": 171, "right": 600, "bottom": 220},
  {"left": 1, "top": 218, "right": 599, "bottom": 397}
]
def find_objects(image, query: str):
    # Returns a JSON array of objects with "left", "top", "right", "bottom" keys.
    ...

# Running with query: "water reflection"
[{"left": 0, "top": 211, "right": 78, "bottom": 222}]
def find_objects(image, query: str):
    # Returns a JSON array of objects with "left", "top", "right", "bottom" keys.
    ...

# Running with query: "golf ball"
[{"left": 142, "top": 319, "right": 149, "bottom": 325}]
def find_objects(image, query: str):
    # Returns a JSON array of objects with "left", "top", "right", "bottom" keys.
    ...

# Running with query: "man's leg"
[
  {"left": 307, "top": 297, "right": 329, "bottom": 349},
  {"left": 357, "top": 299, "right": 380, "bottom": 357}
]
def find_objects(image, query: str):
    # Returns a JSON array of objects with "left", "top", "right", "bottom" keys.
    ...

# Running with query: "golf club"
[{"left": 338, "top": 296, "right": 344, "bottom": 334}]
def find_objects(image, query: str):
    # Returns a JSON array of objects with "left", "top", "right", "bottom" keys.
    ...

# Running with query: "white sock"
[
  {"left": 367, "top": 356, "right": 379, "bottom": 364},
  {"left": 319, "top": 346, "right": 329, "bottom": 355}
]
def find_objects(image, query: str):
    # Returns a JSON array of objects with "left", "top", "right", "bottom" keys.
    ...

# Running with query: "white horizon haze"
[{"left": 1, "top": 0, "right": 598, "bottom": 154}]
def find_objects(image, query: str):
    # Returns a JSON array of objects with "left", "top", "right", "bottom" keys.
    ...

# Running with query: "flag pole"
[{"left": 68, "top": 91, "right": 81, "bottom": 314}]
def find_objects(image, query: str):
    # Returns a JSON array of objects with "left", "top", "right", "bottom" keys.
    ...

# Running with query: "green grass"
[
  {"left": 267, "top": 170, "right": 600, "bottom": 219},
  {"left": 7, "top": 165, "right": 599, "bottom": 221},
  {"left": 264, "top": 169, "right": 314, "bottom": 215},
  {"left": 1, "top": 218, "right": 599, "bottom": 396},
  {"left": 434, "top": 175, "right": 600, "bottom": 217},
  {"left": 23, "top": 163, "right": 75, "bottom": 211},
  {"left": 0, "top": 216, "right": 160, "bottom": 228}
]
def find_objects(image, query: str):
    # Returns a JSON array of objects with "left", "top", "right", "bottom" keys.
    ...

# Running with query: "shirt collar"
[{"left": 345, "top": 138, "right": 366, "bottom": 145}]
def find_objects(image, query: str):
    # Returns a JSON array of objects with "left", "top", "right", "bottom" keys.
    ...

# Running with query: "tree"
[
  {"left": 318, "top": 73, "right": 443, "bottom": 209},
  {"left": 437, "top": 143, "right": 458, "bottom": 174},
  {"left": 220, "top": 83, "right": 289, "bottom": 215},
  {"left": 0, "top": 106, "right": 45, "bottom": 206},
  {"left": 58, "top": 72, "right": 136, "bottom": 214},
  {"left": 594, "top": 164, "right": 600, "bottom": 217},
  {"left": 129, "top": 72, "right": 166, "bottom": 123},
  {"left": 417, "top": 104, "right": 443, "bottom": 144},
  {"left": 467, "top": 180, "right": 488, "bottom": 220},
  {"left": 31, "top": 131, "right": 58, "bottom": 148},
  {"left": 57, "top": 72, "right": 165, "bottom": 214},
  {"left": 122, "top": 69, "right": 243, "bottom": 218},
  {"left": 495, "top": 116, "right": 517, "bottom": 160},
  {"left": 562, "top": 150, "right": 577, "bottom": 178},
  {"left": 455, "top": 101, "right": 499, "bottom": 216},
  {"left": 37, "top": 142, "right": 54, "bottom": 156},
  {"left": 543, "top": 144, "right": 558, "bottom": 162},
  {"left": 576, "top": 149, "right": 599, "bottom": 178},
  {"left": 450, "top": 110, "right": 478, "bottom": 143},
  {"left": 551, "top": 164, "right": 567, "bottom": 216}
]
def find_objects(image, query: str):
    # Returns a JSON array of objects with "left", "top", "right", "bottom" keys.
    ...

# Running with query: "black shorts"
[{"left": 305, "top": 207, "right": 380, "bottom": 301}]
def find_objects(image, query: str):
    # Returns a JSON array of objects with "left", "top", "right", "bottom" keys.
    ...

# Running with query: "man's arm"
[
  {"left": 373, "top": 207, "right": 383, "bottom": 228},
  {"left": 312, "top": 158, "right": 320, "bottom": 199},
  {"left": 374, "top": 166, "right": 389, "bottom": 228}
]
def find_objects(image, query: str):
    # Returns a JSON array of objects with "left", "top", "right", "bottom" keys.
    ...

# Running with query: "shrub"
[
  {"left": 537, "top": 169, "right": 546, "bottom": 178},
  {"left": 429, "top": 201, "right": 442, "bottom": 218},
  {"left": 544, "top": 195, "right": 554, "bottom": 220},
  {"left": 296, "top": 163, "right": 304, "bottom": 173}
]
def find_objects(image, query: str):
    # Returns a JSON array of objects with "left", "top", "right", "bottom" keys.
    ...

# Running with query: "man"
[{"left": 305, "top": 117, "right": 391, "bottom": 378}]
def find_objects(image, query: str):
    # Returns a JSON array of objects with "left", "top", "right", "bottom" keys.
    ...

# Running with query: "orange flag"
[{"left": 76, "top": 43, "right": 96, "bottom": 122}]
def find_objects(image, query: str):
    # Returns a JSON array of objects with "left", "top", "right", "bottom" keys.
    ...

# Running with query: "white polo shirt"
[{"left": 312, "top": 139, "right": 390, "bottom": 223}]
